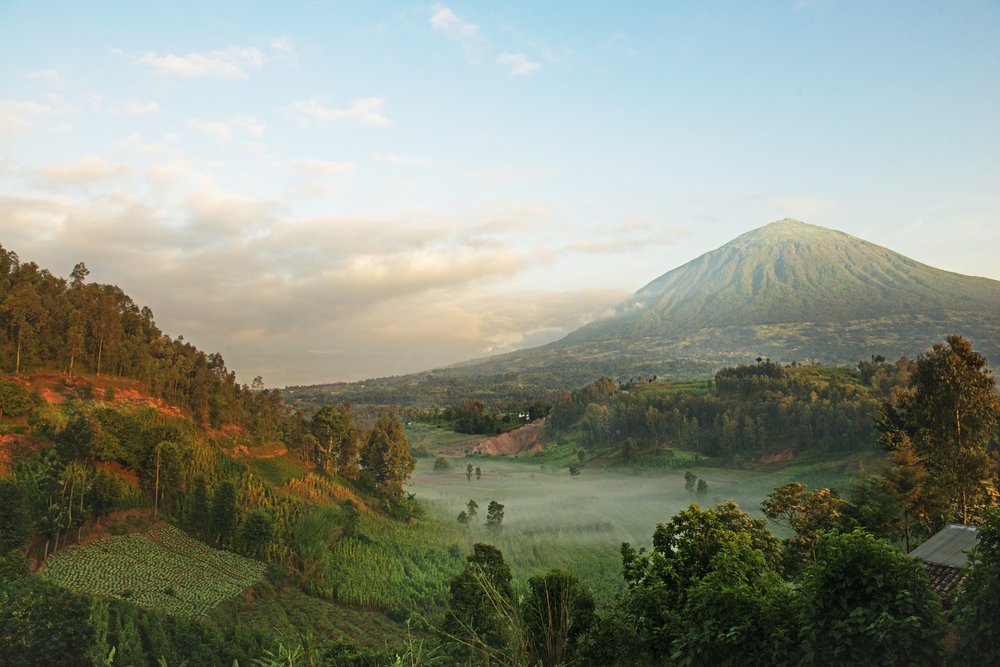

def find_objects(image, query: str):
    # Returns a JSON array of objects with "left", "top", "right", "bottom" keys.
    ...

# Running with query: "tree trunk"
[
  {"left": 962, "top": 487, "right": 968, "bottom": 525},
  {"left": 154, "top": 444, "right": 161, "bottom": 518},
  {"left": 66, "top": 474, "right": 76, "bottom": 543},
  {"left": 96, "top": 332, "right": 104, "bottom": 375},
  {"left": 14, "top": 325, "right": 22, "bottom": 375},
  {"left": 77, "top": 478, "right": 85, "bottom": 542}
]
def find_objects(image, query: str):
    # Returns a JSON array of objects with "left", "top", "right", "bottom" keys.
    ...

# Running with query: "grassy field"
[
  {"left": 42, "top": 524, "right": 266, "bottom": 617},
  {"left": 244, "top": 453, "right": 309, "bottom": 486},
  {"left": 406, "top": 441, "right": 882, "bottom": 601}
]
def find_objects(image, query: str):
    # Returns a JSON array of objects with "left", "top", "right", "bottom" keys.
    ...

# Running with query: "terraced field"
[{"left": 42, "top": 524, "right": 265, "bottom": 617}]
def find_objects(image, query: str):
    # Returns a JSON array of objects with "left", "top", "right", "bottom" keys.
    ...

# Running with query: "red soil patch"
[
  {"left": 208, "top": 423, "right": 244, "bottom": 438},
  {"left": 94, "top": 460, "right": 141, "bottom": 488},
  {"left": 113, "top": 387, "right": 184, "bottom": 418},
  {"left": 227, "top": 443, "right": 289, "bottom": 459},
  {"left": 472, "top": 419, "right": 547, "bottom": 456},
  {"left": 0, "top": 433, "right": 44, "bottom": 473},
  {"left": 758, "top": 447, "right": 800, "bottom": 464},
  {"left": 39, "top": 387, "right": 65, "bottom": 403}
]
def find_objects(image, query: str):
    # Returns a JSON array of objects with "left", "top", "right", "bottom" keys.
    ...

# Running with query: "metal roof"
[{"left": 909, "top": 524, "right": 979, "bottom": 569}]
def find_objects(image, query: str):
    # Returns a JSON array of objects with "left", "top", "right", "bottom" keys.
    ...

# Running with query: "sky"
[{"left": 1, "top": 1, "right": 998, "bottom": 387}]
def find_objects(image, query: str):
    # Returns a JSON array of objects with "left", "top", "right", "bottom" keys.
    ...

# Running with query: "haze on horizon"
[{"left": 1, "top": 1, "right": 998, "bottom": 386}]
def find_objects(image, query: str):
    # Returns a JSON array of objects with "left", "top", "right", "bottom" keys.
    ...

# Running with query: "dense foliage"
[{"left": 546, "top": 359, "right": 904, "bottom": 465}]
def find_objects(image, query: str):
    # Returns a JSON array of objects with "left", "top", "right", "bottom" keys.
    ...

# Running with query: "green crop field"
[{"left": 42, "top": 524, "right": 266, "bottom": 617}]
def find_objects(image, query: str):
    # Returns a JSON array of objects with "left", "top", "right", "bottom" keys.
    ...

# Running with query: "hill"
[
  {"left": 290, "top": 219, "right": 1000, "bottom": 407},
  {"left": 568, "top": 218, "right": 1000, "bottom": 340}
]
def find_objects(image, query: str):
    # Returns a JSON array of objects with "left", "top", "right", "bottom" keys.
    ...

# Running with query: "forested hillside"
[{"left": 0, "top": 244, "right": 285, "bottom": 431}]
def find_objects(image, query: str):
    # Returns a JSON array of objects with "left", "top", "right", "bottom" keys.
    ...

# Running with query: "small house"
[{"left": 909, "top": 524, "right": 979, "bottom": 606}]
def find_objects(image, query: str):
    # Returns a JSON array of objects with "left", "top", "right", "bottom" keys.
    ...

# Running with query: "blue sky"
[{"left": 1, "top": 1, "right": 998, "bottom": 385}]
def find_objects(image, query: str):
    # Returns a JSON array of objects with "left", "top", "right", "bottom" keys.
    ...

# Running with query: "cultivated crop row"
[{"left": 42, "top": 524, "right": 265, "bottom": 617}]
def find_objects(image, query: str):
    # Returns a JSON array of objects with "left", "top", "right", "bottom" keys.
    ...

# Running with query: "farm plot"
[{"left": 42, "top": 524, "right": 265, "bottom": 617}]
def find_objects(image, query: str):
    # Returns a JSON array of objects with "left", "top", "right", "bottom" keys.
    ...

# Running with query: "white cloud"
[
  {"left": 0, "top": 99, "right": 59, "bottom": 136},
  {"left": 430, "top": 5, "right": 479, "bottom": 40},
  {"left": 34, "top": 155, "right": 129, "bottom": 187},
  {"left": 138, "top": 47, "right": 265, "bottom": 79},
  {"left": 288, "top": 159, "right": 357, "bottom": 177},
  {"left": 28, "top": 69, "right": 67, "bottom": 88},
  {"left": 121, "top": 100, "right": 161, "bottom": 116},
  {"left": 269, "top": 36, "right": 297, "bottom": 55},
  {"left": 384, "top": 153, "right": 429, "bottom": 166},
  {"left": 286, "top": 97, "right": 391, "bottom": 126},
  {"left": 187, "top": 115, "right": 265, "bottom": 141},
  {"left": 567, "top": 219, "right": 688, "bottom": 254},
  {"left": 188, "top": 119, "right": 234, "bottom": 141},
  {"left": 497, "top": 52, "right": 540, "bottom": 75}
]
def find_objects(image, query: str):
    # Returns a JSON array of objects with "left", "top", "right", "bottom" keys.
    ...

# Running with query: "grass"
[
  {"left": 216, "top": 584, "right": 407, "bottom": 651},
  {"left": 245, "top": 453, "right": 308, "bottom": 487},
  {"left": 42, "top": 523, "right": 265, "bottom": 617},
  {"left": 405, "top": 423, "right": 483, "bottom": 456},
  {"left": 404, "top": 442, "right": 886, "bottom": 603},
  {"left": 319, "top": 512, "right": 467, "bottom": 614}
]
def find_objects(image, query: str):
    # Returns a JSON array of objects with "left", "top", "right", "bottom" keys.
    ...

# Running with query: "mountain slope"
[{"left": 568, "top": 219, "right": 1000, "bottom": 342}]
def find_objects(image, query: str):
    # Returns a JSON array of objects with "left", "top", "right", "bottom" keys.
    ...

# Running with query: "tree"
[
  {"left": 337, "top": 429, "right": 361, "bottom": 479},
  {"left": 486, "top": 500, "right": 504, "bottom": 533},
  {"left": 434, "top": 456, "right": 451, "bottom": 472},
  {"left": 2, "top": 283, "right": 46, "bottom": 374},
  {"left": 238, "top": 509, "right": 274, "bottom": 557},
  {"left": 466, "top": 499, "right": 479, "bottom": 519},
  {"left": 696, "top": 478, "right": 708, "bottom": 497},
  {"left": 0, "top": 380, "right": 33, "bottom": 419},
  {"left": 684, "top": 471, "right": 697, "bottom": 492},
  {"left": 878, "top": 437, "right": 944, "bottom": 550},
  {"left": 359, "top": 415, "right": 415, "bottom": 499},
  {"left": 0, "top": 479, "right": 31, "bottom": 552},
  {"left": 186, "top": 476, "right": 211, "bottom": 537},
  {"left": 310, "top": 404, "right": 352, "bottom": 472},
  {"left": 796, "top": 530, "right": 945, "bottom": 666},
  {"left": 89, "top": 470, "right": 131, "bottom": 527},
  {"left": 616, "top": 501, "right": 783, "bottom": 659},
  {"left": 466, "top": 462, "right": 474, "bottom": 481},
  {"left": 762, "top": 482, "right": 845, "bottom": 565},
  {"left": 210, "top": 480, "right": 238, "bottom": 545},
  {"left": 671, "top": 536, "right": 794, "bottom": 666},
  {"left": 0, "top": 576, "right": 97, "bottom": 666},
  {"left": 569, "top": 461, "right": 582, "bottom": 476},
  {"left": 880, "top": 335, "right": 1000, "bottom": 523},
  {"left": 953, "top": 507, "right": 1000, "bottom": 664},
  {"left": 457, "top": 511, "right": 469, "bottom": 525},
  {"left": 622, "top": 437, "right": 638, "bottom": 464},
  {"left": 445, "top": 544, "right": 516, "bottom": 659},
  {"left": 523, "top": 569, "right": 595, "bottom": 667},
  {"left": 475, "top": 466, "right": 482, "bottom": 480}
]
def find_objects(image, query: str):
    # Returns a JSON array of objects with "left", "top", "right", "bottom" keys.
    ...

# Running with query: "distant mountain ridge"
[{"left": 291, "top": 219, "right": 1000, "bottom": 406}]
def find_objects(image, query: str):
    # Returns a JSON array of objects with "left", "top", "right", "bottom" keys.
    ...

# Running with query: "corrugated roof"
[
  {"left": 923, "top": 562, "right": 966, "bottom": 604},
  {"left": 909, "top": 524, "right": 979, "bottom": 568}
]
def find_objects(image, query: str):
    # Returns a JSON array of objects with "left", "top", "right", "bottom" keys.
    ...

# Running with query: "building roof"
[
  {"left": 909, "top": 524, "right": 979, "bottom": 604},
  {"left": 909, "top": 524, "right": 979, "bottom": 568}
]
